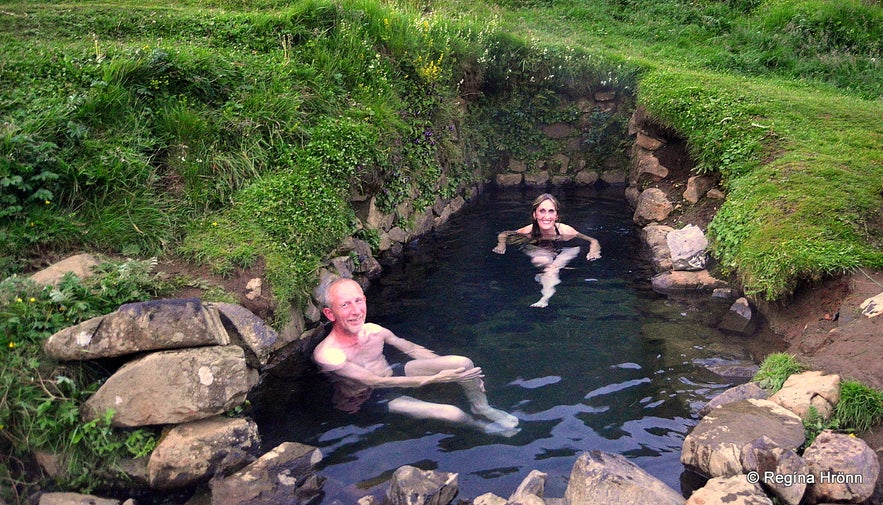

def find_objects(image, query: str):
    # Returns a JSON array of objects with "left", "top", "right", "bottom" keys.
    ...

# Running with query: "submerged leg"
[
  {"left": 531, "top": 247, "right": 580, "bottom": 308},
  {"left": 388, "top": 396, "right": 519, "bottom": 437}
]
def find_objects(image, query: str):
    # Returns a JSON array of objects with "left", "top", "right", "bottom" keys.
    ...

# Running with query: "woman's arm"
[
  {"left": 558, "top": 224, "right": 601, "bottom": 260},
  {"left": 493, "top": 225, "right": 532, "bottom": 254}
]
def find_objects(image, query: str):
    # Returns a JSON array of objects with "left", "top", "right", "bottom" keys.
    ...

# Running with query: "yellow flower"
[
  {"left": 849, "top": 433, "right": 857, "bottom": 438},
  {"left": 44, "top": 200, "right": 51, "bottom": 205},
  {"left": 15, "top": 297, "right": 22, "bottom": 303},
  {"left": 29, "top": 297, "right": 36, "bottom": 303},
  {"left": 211, "top": 221, "right": 218, "bottom": 227},
  {"left": 8, "top": 342, "right": 15, "bottom": 349}
]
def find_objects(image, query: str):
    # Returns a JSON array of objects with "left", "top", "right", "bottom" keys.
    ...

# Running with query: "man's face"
[{"left": 324, "top": 280, "right": 367, "bottom": 336}]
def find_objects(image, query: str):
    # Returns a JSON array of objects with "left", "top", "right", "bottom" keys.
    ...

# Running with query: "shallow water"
[{"left": 252, "top": 186, "right": 755, "bottom": 503}]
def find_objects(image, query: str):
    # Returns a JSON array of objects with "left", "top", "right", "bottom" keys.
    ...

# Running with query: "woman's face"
[{"left": 533, "top": 199, "right": 558, "bottom": 233}]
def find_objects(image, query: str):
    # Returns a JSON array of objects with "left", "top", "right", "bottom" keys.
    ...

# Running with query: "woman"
[{"left": 492, "top": 193, "right": 601, "bottom": 307}]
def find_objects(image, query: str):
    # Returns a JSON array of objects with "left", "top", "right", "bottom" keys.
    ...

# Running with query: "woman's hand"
[{"left": 493, "top": 244, "right": 506, "bottom": 254}]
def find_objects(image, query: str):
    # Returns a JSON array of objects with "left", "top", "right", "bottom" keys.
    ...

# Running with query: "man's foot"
[
  {"left": 472, "top": 406, "right": 519, "bottom": 429},
  {"left": 481, "top": 422, "right": 521, "bottom": 437},
  {"left": 531, "top": 299, "right": 549, "bottom": 308}
]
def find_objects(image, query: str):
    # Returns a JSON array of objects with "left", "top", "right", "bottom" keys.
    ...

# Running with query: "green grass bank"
[{"left": 2, "top": 0, "right": 882, "bottom": 498}]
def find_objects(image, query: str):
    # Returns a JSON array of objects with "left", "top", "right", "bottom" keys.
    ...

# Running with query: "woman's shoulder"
[{"left": 556, "top": 223, "right": 579, "bottom": 235}]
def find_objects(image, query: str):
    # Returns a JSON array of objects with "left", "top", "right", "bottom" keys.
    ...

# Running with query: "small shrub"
[{"left": 752, "top": 352, "right": 806, "bottom": 392}]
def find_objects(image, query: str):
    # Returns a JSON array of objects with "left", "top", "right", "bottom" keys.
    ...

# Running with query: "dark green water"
[{"left": 253, "top": 186, "right": 755, "bottom": 503}]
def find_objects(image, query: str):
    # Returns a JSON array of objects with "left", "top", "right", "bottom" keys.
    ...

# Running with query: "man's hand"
[
  {"left": 493, "top": 244, "right": 506, "bottom": 254},
  {"left": 586, "top": 250, "right": 601, "bottom": 261},
  {"left": 429, "top": 367, "right": 484, "bottom": 385}
]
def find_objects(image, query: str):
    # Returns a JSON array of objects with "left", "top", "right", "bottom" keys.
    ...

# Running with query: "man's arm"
[{"left": 328, "top": 358, "right": 481, "bottom": 389}]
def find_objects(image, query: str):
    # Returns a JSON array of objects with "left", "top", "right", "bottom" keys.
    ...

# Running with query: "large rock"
[
  {"left": 717, "top": 297, "right": 757, "bottom": 335},
  {"left": 38, "top": 493, "right": 120, "bottom": 505},
  {"left": 212, "top": 302, "right": 278, "bottom": 369},
  {"left": 564, "top": 451, "right": 685, "bottom": 505},
  {"left": 508, "top": 470, "right": 547, "bottom": 505},
  {"left": 633, "top": 188, "right": 673, "bottom": 226},
  {"left": 685, "top": 475, "right": 772, "bottom": 505},
  {"left": 386, "top": 466, "right": 459, "bottom": 505},
  {"left": 803, "top": 430, "right": 879, "bottom": 503},
  {"left": 768, "top": 370, "right": 840, "bottom": 420},
  {"left": 82, "top": 346, "right": 253, "bottom": 427},
  {"left": 210, "top": 442, "right": 324, "bottom": 505},
  {"left": 739, "top": 436, "right": 807, "bottom": 505},
  {"left": 699, "top": 382, "right": 768, "bottom": 417},
  {"left": 666, "top": 224, "right": 708, "bottom": 271},
  {"left": 28, "top": 254, "right": 102, "bottom": 287},
  {"left": 148, "top": 416, "right": 261, "bottom": 490},
  {"left": 681, "top": 399, "right": 805, "bottom": 478},
  {"left": 641, "top": 224, "right": 674, "bottom": 273},
  {"left": 651, "top": 270, "right": 728, "bottom": 293},
  {"left": 44, "top": 299, "right": 229, "bottom": 361},
  {"left": 683, "top": 175, "right": 716, "bottom": 204}
]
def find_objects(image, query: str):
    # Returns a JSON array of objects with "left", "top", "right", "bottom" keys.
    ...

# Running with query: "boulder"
[
  {"left": 564, "top": 451, "right": 685, "bottom": 505},
  {"left": 38, "top": 493, "right": 120, "bottom": 505},
  {"left": 859, "top": 292, "right": 883, "bottom": 318},
  {"left": 497, "top": 173, "right": 524, "bottom": 186},
  {"left": 472, "top": 493, "right": 507, "bottom": 505},
  {"left": 28, "top": 254, "right": 102, "bottom": 287},
  {"left": 685, "top": 475, "right": 772, "bottom": 505},
  {"left": 148, "top": 416, "right": 261, "bottom": 490},
  {"left": 508, "top": 470, "right": 547, "bottom": 505},
  {"left": 635, "top": 133, "right": 665, "bottom": 151},
  {"left": 212, "top": 302, "right": 278, "bottom": 369},
  {"left": 803, "top": 430, "right": 879, "bottom": 503},
  {"left": 700, "top": 382, "right": 768, "bottom": 417},
  {"left": 666, "top": 224, "right": 707, "bottom": 271},
  {"left": 82, "top": 346, "right": 252, "bottom": 427},
  {"left": 641, "top": 224, "right": 674, "bottom": 273},
  {"left": 386, "top": 466, "right": 459, "bottom": 505},
  {"left": 739, "top": 436, "right": 807, "bottom": 505},
  {"left": 633, "top": 188, "right": 673, "bottom": 226},
  {"left": 524, "top": 171, "right": 550, "bottom": 186},
  {"left": 574, "top": 169, "right": 599, "bottom": 186},
  {"left": 717, "top": 297, "right": 757, "bottom": 335},
  {"left": 651, "top": 270, "right": 728, "bottom": 293},
  {"left": 768, "top": 371, "right": 840, "bottom": 420},
  {"left": 681, "top": 399, "right": 804, "bottom": 478},
  {"left": 210, "top": 442, "right": 324, "bottom": 505},
  {"left": 44, "top": 299, "right": 229, "bottom": 361},
  {"left": 683, "top": 175, "right": 716, "bottom": 204},
  {"left": 634, "top": 152, "right": 669, "bottom": 183}
]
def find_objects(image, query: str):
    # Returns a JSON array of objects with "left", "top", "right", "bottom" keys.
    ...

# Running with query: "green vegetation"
[
  {"left": 753, "top": 354, "right": 883, "bottom": 447},
  {"left": 1, "top": 0, "right": 881, "bottom": 498},
  {"left": 1, "top": 260, "right": 164, "bottom": 501},
  {"left": 753, "top": 352, "right": 806, "bottom": 392}
]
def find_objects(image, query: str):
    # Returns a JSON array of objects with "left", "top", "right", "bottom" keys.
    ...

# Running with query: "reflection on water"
[{"left": 252, "top": 186, "right": 755, "bottom": 503}]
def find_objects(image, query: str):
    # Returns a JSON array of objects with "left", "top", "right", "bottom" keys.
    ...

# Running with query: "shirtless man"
[
  {"left": 312, "top": 277, "right": 519, "bottom": 435},
  {"left": 493, "top": 193, "right": 601, "bottom": 307}
]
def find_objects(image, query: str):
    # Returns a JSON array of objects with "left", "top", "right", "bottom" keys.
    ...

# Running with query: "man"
[{"left": 312, "top": 277, "right": 519, "bottom": 435}]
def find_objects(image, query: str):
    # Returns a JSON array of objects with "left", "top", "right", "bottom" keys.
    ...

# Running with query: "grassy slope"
[
  {"left": 464, "top": 0, "right": 883, "bottom": 299},
  {"left": 1, "top": 0, "right": 881, "bottom": 304}
]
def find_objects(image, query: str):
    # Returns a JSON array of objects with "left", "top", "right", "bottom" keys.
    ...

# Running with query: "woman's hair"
[{"left": 530, "top": 193, "right": 561, "bottom": 237}]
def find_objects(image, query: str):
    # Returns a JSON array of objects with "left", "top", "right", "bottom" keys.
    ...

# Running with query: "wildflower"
[
  {"left": 29, "top": 297, "right": 36, "bottom": 303},
  {"left": 212, "top": 221, "right": 218, "bottom": 227},
  {"left": 15, "top": 297, "right": 22, "bottom": 303},
  {"left": 8, "top": 342, "right": 15, "bottom": 349},
  {"left": 44, "top": 200, "right": 51, "bottom": 205}
]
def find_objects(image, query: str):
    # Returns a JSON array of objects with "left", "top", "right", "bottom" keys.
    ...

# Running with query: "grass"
[{"left": 753, "top": 352, "right": 807, "bottom": 392}]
